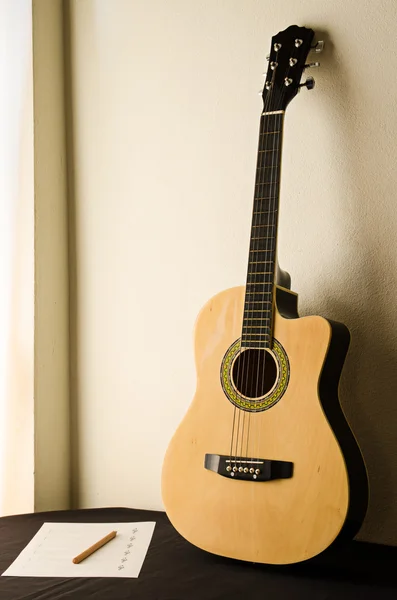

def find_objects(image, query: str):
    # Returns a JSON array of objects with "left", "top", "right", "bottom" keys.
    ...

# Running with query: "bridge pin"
[
  {"left": 243, "top": 467, "right": 249, "bottom": 473},
  {"left": 255, "top": 468, "right": 261, "bottom": 475},
  {"left": 233, "top": 466, "right": 238, "bottom": 472},
  {"left": 238, "top": 467, "right": 243, "bottom": 473},
  {"left": 249, "top": 468, "right": 255, "bottom": 474},
  {"left": 226, "top": 465, "right": 232, "bottom": 472}
]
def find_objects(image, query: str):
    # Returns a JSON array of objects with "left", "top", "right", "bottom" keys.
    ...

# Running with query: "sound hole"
[{"left": 232, "top": 349, "right": 278, "bottom": 399}]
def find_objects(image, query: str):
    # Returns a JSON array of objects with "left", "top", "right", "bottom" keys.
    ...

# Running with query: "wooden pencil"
[{"left": 72, "top": 530, "right": 117, "bottom": 564}]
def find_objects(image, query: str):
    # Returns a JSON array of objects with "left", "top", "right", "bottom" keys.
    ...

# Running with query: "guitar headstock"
[{"left": 262, "top": 25, "right": 322, "bottom": 113}]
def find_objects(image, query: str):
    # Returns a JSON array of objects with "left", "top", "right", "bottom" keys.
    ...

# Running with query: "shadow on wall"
[
  {"left": 314, "top": 30, "right": 397, "bottom": 545},
  {"left": 63, "top": 0, "right": 80, "bottom": 509}
]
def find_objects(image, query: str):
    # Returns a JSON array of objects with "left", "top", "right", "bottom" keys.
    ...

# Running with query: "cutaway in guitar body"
[{"left": 162, "top": 285, "right": 368, "bottom": 565}]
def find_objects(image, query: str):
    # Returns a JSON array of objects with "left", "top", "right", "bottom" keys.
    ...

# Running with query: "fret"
[
  {"left": 244, "top": 300, "right": 273, "bottom": 305},
  {"left": 246, "top": 278, "right": 274, "bottom": 286},
  {"left": 252, "top": 202, "right": 278, "bottom": 214},
  {"left": 250, "top": 241, "right": 274, "bottom": 247},
  {"left": 252, "top": 219, "right": 276, "bottom": 229},
  {"left": 245, "top": 284, "right": 273, "bottom": 302},
  {"left": 246, "top": 270, "right": 274, "bottom": 278},
  {"left": 257, "top": 164, "right": 280, "bottom": 170},
  {"left": 249, "top": 250, "right": 275, "bottom": 258},
  {"left": 245, "top": 291, "right": 273, "bottom": 295},
  {"left": 246, "top": 286, "right": 273, "bottom": 295},
  {"left": 259, "top": 130, "right": 280, "bottom": 135},
  {"left": 258, "top": 143, "right": 281, "bottom": 154},
  {"left": 250, "top": 239, "right": 274, "bottom": 245},
  {"left": 257, "top": 163, "right": 280, "bottom": 171},
  {"left": 241, "top": 342, "right": 270, "bottom": 346},
  {"left": 243, "top": 327, "right": 271, "bottom": 333},
  {"left": 251, "top": 213, "right": 277, "bottom": 226},
  {"left": 255, "top": 180, "right": 279, "bottom": 186},
  {"left": 246, "top": 281, "right": 273, "bottom": 286},
  {"left": 241, "top": 343, "right": 268, "bottom": 349},
  {"left": 246, "top": 280, "right": 273, "bottom": 283},
  {"left": 247, "top": 271, "right": 272, "bottom": 275},
  {"left": 243, "top": 313, "right": 272, "bottom": 319},
  {"left": 249, "top": 247, "right": 274, "bottom": 251},
  {"left": 248, "top": 251, "right": 275, "bottom": 261},
  {"left": 242, "top": 333, "right": 271, "bottom": 338},
  {"left": 242, "top": 330, "right": 271, "bottom": 335}
]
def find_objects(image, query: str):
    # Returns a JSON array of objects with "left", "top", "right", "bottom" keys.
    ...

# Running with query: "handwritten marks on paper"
[{"left": 2, "top": 522, "right": 156, "bottom": 578}]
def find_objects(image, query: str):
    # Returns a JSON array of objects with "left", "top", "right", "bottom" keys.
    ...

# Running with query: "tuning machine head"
[
  {"left": 310, "top": 40, "right": 324, "bottom": 53},
  {"left": 305, "top": 61, "right": 320, "bottom": 69},
  {"left": 299, "top": 76, "right": 315, "bottom": 91}
]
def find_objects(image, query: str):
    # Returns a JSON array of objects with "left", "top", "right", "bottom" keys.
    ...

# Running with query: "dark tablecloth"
[{"left": 0, "top": 507, "right": 396, "bottom": 599}]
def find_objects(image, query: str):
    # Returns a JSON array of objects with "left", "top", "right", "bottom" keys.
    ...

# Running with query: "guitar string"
[
  {"left": 251, "top": 105, "right": 273, "bottom": 457},
  {"left": 240, "top": 56, "right": 279, "bottom": 468},
  {"left": 242, "top": 69, "right": 275, "bottom": 465},
  {"left": 240, "top": 104, "right": 271, "bottom": 465},
  {"left": 255, "top": 49, "right": 294, "bottom": 466},
  {"left": 231, "top": 42, "right": 295, "bottom": 468},
  {"left": 229, "top": 75, "right": 273, "bottom": 469},
  {"left": 233, "top": 110, "right": 265, "bottom": 468},
  {"left": 252, "top": 52, "right": 285, "bottom": 465},
  {"left": 252, "top": 83, "right": 280, "bottom": 469},
  {"left": 247, "top": 78, "right": 277, "bottom": 464}
]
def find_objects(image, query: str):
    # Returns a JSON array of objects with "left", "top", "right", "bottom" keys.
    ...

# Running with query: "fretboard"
[{"left": 241, "top": 112, "right": 284, "bottom": 349}]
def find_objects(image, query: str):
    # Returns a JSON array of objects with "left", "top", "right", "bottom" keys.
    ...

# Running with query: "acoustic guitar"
[{"left": 162, "top": 25, "right": 368, "bottom": 565}]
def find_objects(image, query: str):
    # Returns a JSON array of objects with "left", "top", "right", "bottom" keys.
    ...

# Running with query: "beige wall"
[{"left": 68, "top": 0, "right": 397, "bottom": 544}]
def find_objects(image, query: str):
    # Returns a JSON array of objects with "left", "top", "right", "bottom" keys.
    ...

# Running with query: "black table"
[{"left": 0, "top": 507, "right": 396, "bottom": 599}]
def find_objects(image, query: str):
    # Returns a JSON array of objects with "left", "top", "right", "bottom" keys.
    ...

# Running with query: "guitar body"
[
  {"left": 162, "top": 286, "right": 368, "bottom": 564},
  {"left": 162, "top": 25, "right": 368, "bottom": 565}
]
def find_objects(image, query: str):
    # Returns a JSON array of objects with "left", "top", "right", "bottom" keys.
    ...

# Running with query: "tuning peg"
[
  {"left": 311, "top": 40, "right": 324, "bottom": 53},
  {"left": 299, "top": 77, "right": 315, "bottom": 91},
  {"left": 305, "top": 61, "right": 320, "bottom": 69}
]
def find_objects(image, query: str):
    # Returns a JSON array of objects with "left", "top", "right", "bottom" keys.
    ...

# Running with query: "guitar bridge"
[{"left": 204, "top": 454, "right": 293, "bottom": 482}]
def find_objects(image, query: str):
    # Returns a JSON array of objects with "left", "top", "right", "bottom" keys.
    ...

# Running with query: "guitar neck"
[{"left": 241, "top": 111, "right": 284, "bottom": 349}]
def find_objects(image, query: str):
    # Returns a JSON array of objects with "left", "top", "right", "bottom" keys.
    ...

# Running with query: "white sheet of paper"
[{"left": 2, "top": 521, "right": 155, "bottom": 578}]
